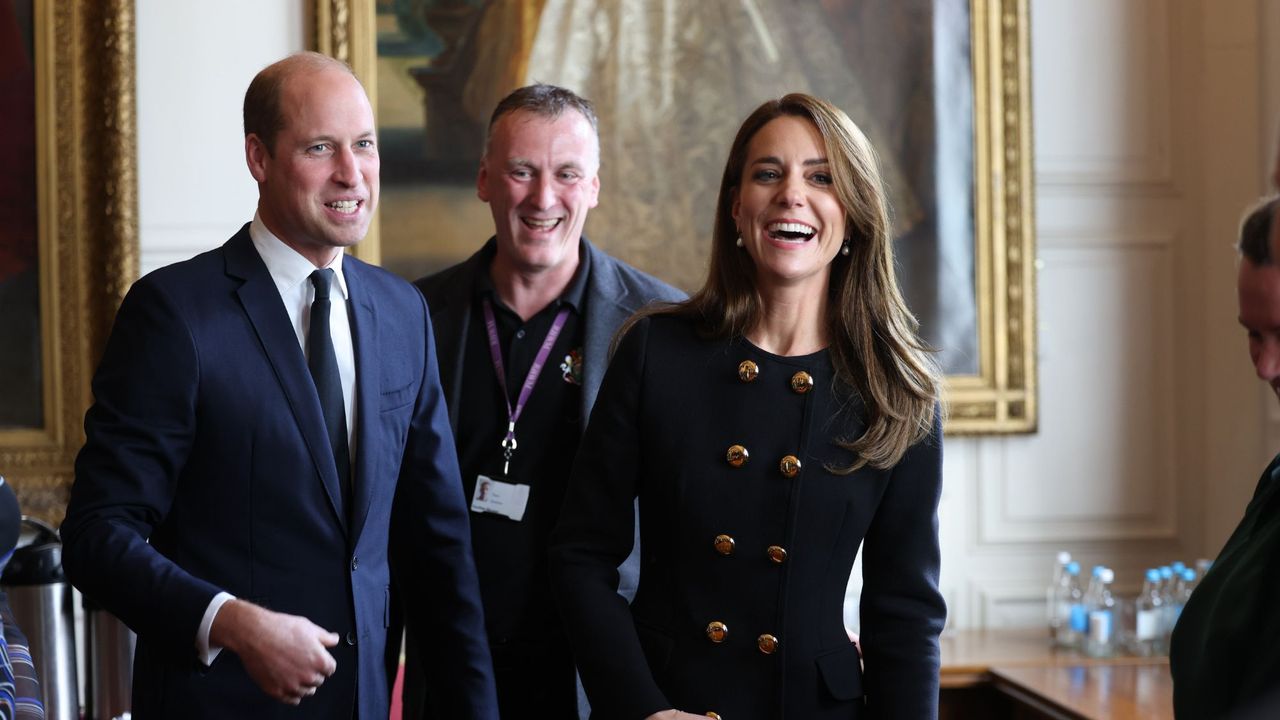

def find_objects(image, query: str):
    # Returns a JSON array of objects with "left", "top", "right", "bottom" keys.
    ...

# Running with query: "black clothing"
[
  {"left": 1170, "top": 454, "right": 1280, "bottom": 718},
  {"left": 405, "top": 238, "right": 684, "bottom": 720},
  {"left": 551, "top": 315, "right": 947, "bottom": 720}
]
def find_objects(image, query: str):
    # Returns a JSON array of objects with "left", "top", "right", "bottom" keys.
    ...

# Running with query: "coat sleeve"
[
  {"left": 60, "top": 277, "right": 223, "bottom": 660},
  {"left": 549, "top": 317, "right": 670, "bottom": 720},
  {"left": 389, "top": 295, "right": 498, "bottom": 720},
  {"left": 858, "top": 412, "right": 947, "bottom": 718}
]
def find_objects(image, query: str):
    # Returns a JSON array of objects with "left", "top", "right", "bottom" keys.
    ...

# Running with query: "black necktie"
[{"left": 308, "top": 269, "right": 352, "bottom": 519}]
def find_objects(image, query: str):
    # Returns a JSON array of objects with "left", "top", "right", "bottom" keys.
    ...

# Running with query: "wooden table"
[
  {"left": 989, "top": 665, "right": 1174, "bottom": 720},
  {"left": 939, "top": 629, "right": 1173, "bottom": 720}
]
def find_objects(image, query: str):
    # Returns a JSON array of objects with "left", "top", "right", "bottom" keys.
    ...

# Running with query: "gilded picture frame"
[
  {"left": 0, "top": 0, "right": 139, "bottom": 522},
  {"left": 312, "top": 0, "right": 1036, "bottom": 434}
]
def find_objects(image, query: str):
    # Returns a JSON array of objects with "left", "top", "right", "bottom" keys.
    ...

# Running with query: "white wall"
[
  {"left": 136, "top": 0, "right": 305, "bottom": 275},
  {"left": 134, "top": 1, "right": 1278, "bottom": 629},
  {"left": 935, "top": 0, "right": 1276, "bottom": 629}
]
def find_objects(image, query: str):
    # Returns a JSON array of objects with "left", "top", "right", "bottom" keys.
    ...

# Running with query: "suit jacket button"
[
  {"left": 779, "top": 455, "right": 801, "bottom": 478},
  {"left": 706, "top": 621, "right": 728, "bottom": 643},
  {"left": 738, "top": 360, "right": 759, "bottom": 382},
  {"left": 790, "top": 371, "right": 814, "bottom": 394},
  {"left": 345, "top": 631, "right": 357, "bottom": 646},
  {"left": 351, "top": 556, "right": 359, "bottom": 571},
  {"left": 766, "top": 545, "right": 787, "bottom": 564},
  {"left": 757, "top": 634, "right": 779, "bottom": 654},
  {"left": 726, "top": 444, "right": 749, "bottom": 468},
  {"left": 713, "top": 534, "right": 735, "bottom": 556}
]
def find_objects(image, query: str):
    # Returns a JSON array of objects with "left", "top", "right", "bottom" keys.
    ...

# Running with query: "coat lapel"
[
  {"left": 580, "top": 241, "right": 632, "bottom": 418},
  {"left": 225, "top": 228, "right": 347, "bottom": 533},
  {"left": 345, "top": 261, "right": 378, "bottom": 542}
]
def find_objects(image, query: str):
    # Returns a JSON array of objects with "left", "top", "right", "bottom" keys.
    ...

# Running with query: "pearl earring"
[
  {"left": 736, "top": 236, "right": 744, "bottom": 248},
  {"left": 840, "top": 241, "right": 850, "bottom": 256}
]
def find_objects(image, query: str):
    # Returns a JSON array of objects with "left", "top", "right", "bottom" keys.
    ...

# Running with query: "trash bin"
[{"left": 0, "top": 516, "right": 78, "bottom": 720}]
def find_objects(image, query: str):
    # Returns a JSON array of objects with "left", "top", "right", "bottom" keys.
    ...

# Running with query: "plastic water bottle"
[
  {"left": 1085, "top": 567, "right": 1116, "bottom": 657},
  {"left": 1061, "top": 562, "right": 1086, "bottom": 649},
  {"left": 1158, "top": 566, "right": 1176, "bottom": 638},
  {"left": 1165, "top": 568, "right": 1197, "bottom": 644},
  {"left": 1134, "top": 568, "right": 1164, "bottom": 656},
  {"left": 1047, "top": 551, "right": 1073, "bottom": 644},
  {"left": 1173, "top": 569, "right": 1197, "bottom": 620}
]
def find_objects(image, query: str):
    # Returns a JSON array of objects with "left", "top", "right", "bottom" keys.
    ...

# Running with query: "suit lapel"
[
  {"left": 226, "top": 229, "right": 348, "bottom": 534},
  {"left": 345, "top": 261, "right": 378, "bottom": 542}
]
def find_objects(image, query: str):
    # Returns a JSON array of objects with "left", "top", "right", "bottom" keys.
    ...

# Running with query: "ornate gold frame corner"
[
  {"left": 315, "top": 0, "right": 1038, "bottom": 435},
  {"left": 948, "top": 0, "right": 1038, "bottom": 434},
  {"left": 0, "top": 0, "right": 140, "bottom": 523}
]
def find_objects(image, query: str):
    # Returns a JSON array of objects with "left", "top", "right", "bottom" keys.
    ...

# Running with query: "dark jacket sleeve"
[
  {"left": 390, "top": 296, "right": 499, "bottom": 719},
  {"left": 60, "top": 276, "right": 222, "bottom": 660},
  {"left": 549, "top": 318, "right": 670, "bottom": 720},
  {"left": 858, "top": 412, "right": 947, "bottom": 718}
]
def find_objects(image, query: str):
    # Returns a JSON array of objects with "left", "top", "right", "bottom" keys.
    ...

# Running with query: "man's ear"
[
  {"left": 476, "top": 161, "right": 490, "bottom": 202},
  {"left": 587, "top": 173, "right": 600, "bottom": 210},
  {"left": 245, "top": 134, "right": 269, "bottom": 183}
]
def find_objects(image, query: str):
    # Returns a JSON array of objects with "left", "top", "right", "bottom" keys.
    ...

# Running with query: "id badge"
[{"left": 470, "top": 474, "right": 530, "bottom": 521}]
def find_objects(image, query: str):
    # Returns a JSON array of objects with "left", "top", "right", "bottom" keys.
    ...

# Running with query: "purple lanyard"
[{"left": 482, "top": 298, "right": 571, "bottom": 476}]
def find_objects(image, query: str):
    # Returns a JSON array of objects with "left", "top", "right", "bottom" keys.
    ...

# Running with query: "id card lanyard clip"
[{"left": 482, "top": 298, "right": 570, "bottom": 477}]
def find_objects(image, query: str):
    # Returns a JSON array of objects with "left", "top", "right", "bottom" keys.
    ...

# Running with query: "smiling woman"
[
  {"left": 549, "top": 94, "right": 947, "bottom": 720},
  {"left": 732, "top": 116, "right": 849, "bottom": 305}
]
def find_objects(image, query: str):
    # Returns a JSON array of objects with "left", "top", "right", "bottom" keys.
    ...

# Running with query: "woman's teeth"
[{"left": 766, "top": 221, "right": 815, "bottom": 241}]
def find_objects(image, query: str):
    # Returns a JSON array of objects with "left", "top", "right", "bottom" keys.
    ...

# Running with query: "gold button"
[
  {"left": 706, "top": 621, "right": 728, "bottom": 643},
  {"left": 757, "top": 633, "right": 779, "bottom": 654},
  {"left": 738, "top": 360, "right": 759, "bottom": 382},
  {"left": 707, "top": 714, "right": 722, "bottom": 720},
  {"left": 790, "top": 371, "right": 814, "bottom": 394},
  {"left": 767, "top": 545, "right": 787, "bottom": 564},
  {"left": 779, "top": 455, "right": 801, "bottom": 478},
  {"left": 726, "top": 444, "right": 749, "bottom": 468},
  {"left": 714, "top": 534, "right": 735, "bottom": 556}
]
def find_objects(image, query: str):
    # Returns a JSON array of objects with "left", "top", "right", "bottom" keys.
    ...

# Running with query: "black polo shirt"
[{"left": 455, "top": 245, "right": 589, "bottom": 643}]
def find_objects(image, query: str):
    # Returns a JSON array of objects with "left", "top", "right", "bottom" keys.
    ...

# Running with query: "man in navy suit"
[{"left": 60, "top": 52, "right": 498, "bottom": 719}]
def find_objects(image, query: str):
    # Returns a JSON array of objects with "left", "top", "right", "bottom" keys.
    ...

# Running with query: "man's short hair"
[
  {"left": 484, "top": 84, "right": 599, "bottom": 156},
  {"left": 1240, "top": 196, "right": 1279, "bottom": 266},
  {"left": 244, "top": 52, "right": 356, "bottom": 156}
]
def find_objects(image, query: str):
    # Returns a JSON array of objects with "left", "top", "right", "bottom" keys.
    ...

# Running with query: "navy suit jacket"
[{"left": 61, "top": 225, "right": 498, "bottom": 719}]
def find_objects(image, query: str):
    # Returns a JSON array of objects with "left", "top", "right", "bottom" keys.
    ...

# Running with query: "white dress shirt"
[{"left": 195, "top": 215, "right": 359, "bottom": 665}]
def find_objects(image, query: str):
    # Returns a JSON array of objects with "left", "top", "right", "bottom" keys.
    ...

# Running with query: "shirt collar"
[
  {"left": 475, "top": 236, "right": 590, "bottom": 313},
  {"left": 249, "top": 214, "right": 349, "bottom": 300}
]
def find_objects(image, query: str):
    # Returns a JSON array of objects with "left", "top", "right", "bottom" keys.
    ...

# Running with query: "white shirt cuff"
[{"left": 196, "top": 591, "right": 235, "bottom": 667}]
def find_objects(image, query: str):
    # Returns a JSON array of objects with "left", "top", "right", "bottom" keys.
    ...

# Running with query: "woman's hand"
[{"left": 644, "top": 711, "right": 713, "bottom": 720}]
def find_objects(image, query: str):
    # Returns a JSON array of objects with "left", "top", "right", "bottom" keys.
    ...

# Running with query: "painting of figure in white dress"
[{"left": 373, "top": 0, "right": 977, "bottom": 374}]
